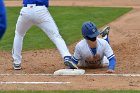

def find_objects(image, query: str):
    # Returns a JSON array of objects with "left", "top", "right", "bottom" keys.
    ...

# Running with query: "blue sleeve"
[
  {"left": 0, "top": 0, "right": 7, "bottom": 39},
  {"left": 108, "top": 56, "right": 116, "bottom": 70}
]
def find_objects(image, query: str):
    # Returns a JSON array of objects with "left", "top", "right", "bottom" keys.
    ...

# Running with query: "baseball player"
[
  {"left": 12, "top": 0, "right": 78, "bottom": 70},
  {"left": 72, "top": 21, "right": 116, "bottom": 73},
  {"left": 0, "top": 0, "right": 7, "bottom": 39}
]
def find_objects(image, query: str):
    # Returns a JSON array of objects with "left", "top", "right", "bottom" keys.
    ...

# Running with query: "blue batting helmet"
[{"left": 82, "top": 21, "right": 100, "bottom": 39}]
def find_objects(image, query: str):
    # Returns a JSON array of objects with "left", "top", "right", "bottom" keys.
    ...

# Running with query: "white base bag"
[{"left": 54, "top": 69, "right": 85, "bottom": 75}]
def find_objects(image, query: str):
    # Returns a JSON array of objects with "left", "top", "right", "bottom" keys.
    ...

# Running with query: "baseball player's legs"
[
  {"left": 101, "top": 26, "right": 110, "bottom": 44},
  {"left": 12, "top": 9, "right": 33, "bottom": 65},
  {"left": 37, "top": 21, "right": 71, "bottom": 58},
  {"left": 37, "top": 22, "right": 79, "bottom": 69},
  {"left": 24, "top": 6, "right": 77, "bottom": 69},
  {"left": 103, "top": 35, "right": 110, "bottom": 44},
  {"left": 33, "top": 6, "right": 71, "bottom": 58}
]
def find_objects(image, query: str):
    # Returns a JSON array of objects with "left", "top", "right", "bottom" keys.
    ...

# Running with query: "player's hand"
[{"left": 106, "top": 69, "right": 115, "bottom": 73}]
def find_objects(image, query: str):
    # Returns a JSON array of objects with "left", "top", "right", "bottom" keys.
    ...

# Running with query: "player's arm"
[
  {"left": 0, "top": 0, "right": 7, "bottom": 39},
  {"left": 107, "top": 56, "right": 116, "bottom": 73},
  {"left": 104, "top": 41, "right": 116, "bottom": 73}
]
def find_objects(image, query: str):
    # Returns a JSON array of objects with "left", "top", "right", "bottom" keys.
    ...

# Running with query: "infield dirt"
[{"left": 0, "top": 0, "right": 140, "bottom": 90}]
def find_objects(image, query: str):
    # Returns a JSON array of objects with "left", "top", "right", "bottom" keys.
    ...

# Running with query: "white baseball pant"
[{"left": 12, "top": 5, "right": 71, "bottom": 64}]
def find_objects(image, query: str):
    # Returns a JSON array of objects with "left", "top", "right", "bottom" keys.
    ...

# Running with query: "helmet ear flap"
[{"left": 83, "top": 36, "right": 87, "bottom": 39}]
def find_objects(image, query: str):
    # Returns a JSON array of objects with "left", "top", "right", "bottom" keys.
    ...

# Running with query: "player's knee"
[
  {"left": 15, "top": 31, "right": 26, "bottom": 37},
  {"left": 50, "top": 34, "right": 62, "bottom": 41}
]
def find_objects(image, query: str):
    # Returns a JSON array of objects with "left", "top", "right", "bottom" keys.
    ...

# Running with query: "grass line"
[{"left": 0, "top": 6, "right": 132, "bottom": 51}]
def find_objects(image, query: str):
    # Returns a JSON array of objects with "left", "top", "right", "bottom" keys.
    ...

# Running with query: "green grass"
[
  {"left": 0, "top": 90, "right": 139, "bottom": 93},
  {"left": 0, "top": 6, "right": 132, "bottom": 51}
]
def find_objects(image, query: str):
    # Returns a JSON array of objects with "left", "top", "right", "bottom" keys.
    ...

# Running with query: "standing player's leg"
[
  {"left": 36, "top": 8, "right": 78, "bottom": 69},
  {"left": 12, "top": 9, "right": 33, "bottom": 70}
]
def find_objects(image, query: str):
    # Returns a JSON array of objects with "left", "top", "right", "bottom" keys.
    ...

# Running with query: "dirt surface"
[{"left": 1, "top": 0, "right": 140, "bottom": 90}]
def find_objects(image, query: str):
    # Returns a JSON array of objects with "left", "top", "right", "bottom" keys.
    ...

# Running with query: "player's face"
[{"left": 87, "top": 37, "right": 97, "bottom": 48}]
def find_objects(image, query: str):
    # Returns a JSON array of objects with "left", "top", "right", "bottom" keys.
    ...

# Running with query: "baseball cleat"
[
  {"left": 100, "top": 26, "right": 110, "bottom": 37},
  {"left": 13, "top": 63, "right": 21, "bottom": 70},
  {"left": 64, "top": 56, "right": 78, "bottom": 69}
]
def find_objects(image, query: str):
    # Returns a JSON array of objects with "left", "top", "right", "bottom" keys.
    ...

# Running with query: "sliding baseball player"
[{"left": 72, "top": 21, "right": 116, "bottom": 73}]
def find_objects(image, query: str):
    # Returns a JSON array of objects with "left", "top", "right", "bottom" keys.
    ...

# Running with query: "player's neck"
[{"left": 87, "top": 40, "right": 96, "bottom": 48}]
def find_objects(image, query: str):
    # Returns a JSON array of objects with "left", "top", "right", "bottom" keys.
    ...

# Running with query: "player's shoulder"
[
  {"left": 97, "top": 38, "right": 106, "bottom": 42},
  {"left": 97, "top": 38, "right": 108, "bottom": 46},
  {"left": 75, "top": 39, "right": 87, "bottom": 48}
]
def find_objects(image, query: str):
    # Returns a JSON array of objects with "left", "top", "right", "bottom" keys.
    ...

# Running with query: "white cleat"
[
  {"left": 100, "top": 26, "right": 110, "bottom": 37},
  {"left": 13, "top": 63, "right": 21, "bottom": 70},
  {"left": 64, "top": 56, "right": 78, "bottom": 69}
]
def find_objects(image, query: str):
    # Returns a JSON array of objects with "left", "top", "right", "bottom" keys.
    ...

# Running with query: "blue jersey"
[
  {"left": 23, "top": 0, "right": 49, "bottom": 7},
  {"left": 0, "top": 0, "right": 7, "bottom": 39}
]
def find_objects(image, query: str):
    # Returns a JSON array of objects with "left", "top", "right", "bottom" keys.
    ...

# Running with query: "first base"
[{"left": 53, "top": 69, "right": 85, "bottom": 75}]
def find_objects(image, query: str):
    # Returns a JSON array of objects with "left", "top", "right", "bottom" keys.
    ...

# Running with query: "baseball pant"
[{"left": 12, "top": 5, "right": 71, "bottom": 64}]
